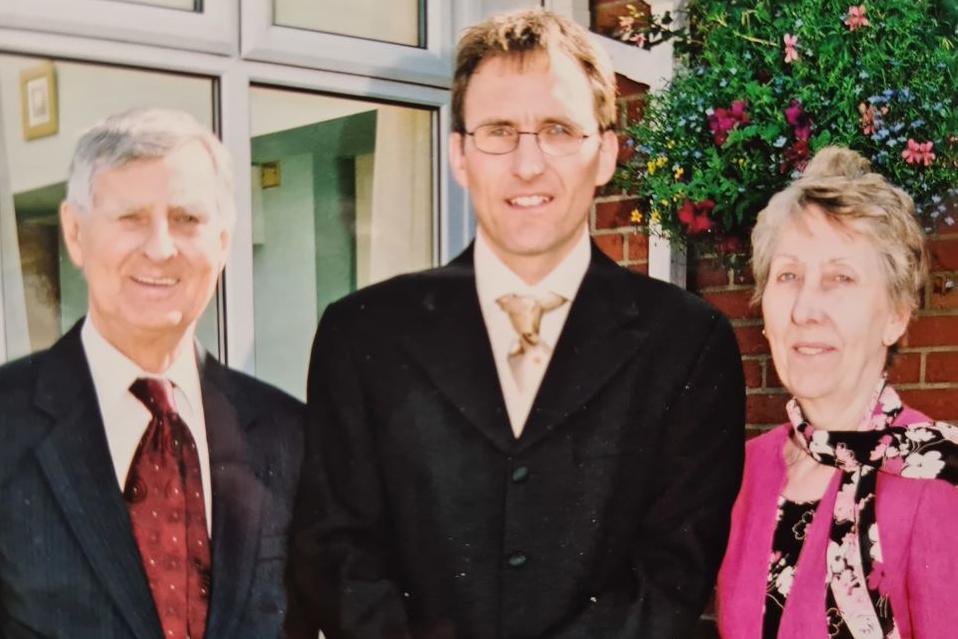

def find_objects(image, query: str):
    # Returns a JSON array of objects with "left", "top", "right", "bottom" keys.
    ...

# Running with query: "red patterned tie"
[{"left": 125, "top": 378, "right": 211, "bottom": 639}]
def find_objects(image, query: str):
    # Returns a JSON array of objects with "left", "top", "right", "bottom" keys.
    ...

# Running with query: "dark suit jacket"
[
  {"left": 0, "top": 321, "right": 304, "bottom": 639},
  {"left": 291, "top": 244, "right": 745, "bottom": 639}
]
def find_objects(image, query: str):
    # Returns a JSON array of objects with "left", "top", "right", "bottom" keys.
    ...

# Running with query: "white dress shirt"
[
  {"left": 81, "top": 317, "right": 213, "bottom": 534},
  {"left": 475, "top": 226, "right": 590, "bottom": 436}
]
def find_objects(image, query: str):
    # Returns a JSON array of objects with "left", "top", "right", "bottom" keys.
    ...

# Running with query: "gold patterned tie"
[{"left": 496, "top": 292, "right": 567, "bottom": 392}]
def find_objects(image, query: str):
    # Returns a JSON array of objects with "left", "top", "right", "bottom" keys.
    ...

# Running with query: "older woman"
[{"left": 717, "top": 146, "right": 958, "bottom": 639}]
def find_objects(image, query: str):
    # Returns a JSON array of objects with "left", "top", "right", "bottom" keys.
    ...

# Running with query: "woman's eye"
[{"left": 775, "top": 271, "right": 796, "bottom": 282}]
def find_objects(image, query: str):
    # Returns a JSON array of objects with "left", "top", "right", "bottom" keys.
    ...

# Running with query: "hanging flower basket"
[{"left": 614, "top": 0, "right": 958, "bottom": 255}]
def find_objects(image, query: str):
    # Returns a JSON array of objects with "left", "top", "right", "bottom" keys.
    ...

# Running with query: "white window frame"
[
  {"left": 0, "top": 26, "right": 468, "bottom": 374},
  {"left": 242, "top": 0, "right": 472, "bottom": 88},
  {"left": 0, "top": 0, "right": 237, "bottom": 56},
  {"left": 548, "top": 0, "right": 685, "bottom": 287}
]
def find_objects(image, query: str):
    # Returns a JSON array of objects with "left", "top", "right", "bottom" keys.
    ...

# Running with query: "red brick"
[
  {"left": 595, "top": 198, "right": 639, "bottom": 230},
  {"left": 702, "top": 289, "right": 762, "bottom": 321},
  {"left": 627, "top": 262, "right": 648, "bottom": 275},
  {"left": 897, "top": 388, "right": 958, "bottom": 422},
  {"left": 615, "top": 73, "right": 649, "bottom": 100},
  {"left": 688, "top": 258, "right": 729, "bottom": 292},
  {"left": 745, "top": 426, "right": 776, "bottom": 441},
  {"left": 887, "top": 352, "right": 922, "bottom": 384},
  {"left": 732, "top": 267, "right": 755, "bottom": 287},
  {"left": 742, "top": 359, "right": 763, "bottom": 388},
  {"left": 735, "top": 325, "right": 770, "bottom": 355},
  {"left": 627, "top": 231, "right": 649, "bottom": 261},
  {"left": 926, "top": 351, "right": 958, "bottom": 383},
  {"left": 903, "top": 315, "right": 958, "bottom": 348},
  {"left": 593, "top": 233, "right": 624, "bottom": 262},
  {"left": 624, "top": 97, "right": 646, "bottom": 123},
  {"left": 929, "top": 237, "right": 958, "bottom": 271},
  {"left": 747, "top": 392, "right": 790, "bottom": 426},
  {"left": 929, "top": 281, "right": 958, "bottom": 310}
]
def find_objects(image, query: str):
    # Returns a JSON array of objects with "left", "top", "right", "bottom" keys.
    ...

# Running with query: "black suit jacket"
[
  {"left": 291, "top": 244, "right": 745, "bottom": 639},
  {"left": 0, "top": 321, "right": 304, "bottom": 639}
]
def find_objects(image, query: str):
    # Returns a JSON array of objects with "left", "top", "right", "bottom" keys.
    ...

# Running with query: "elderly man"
[
  {"left": 0, "top": 108, "right": 302, "bottom": 639},
  {"left": 292, "top": 9, "right": 745, "bottom": 639}
]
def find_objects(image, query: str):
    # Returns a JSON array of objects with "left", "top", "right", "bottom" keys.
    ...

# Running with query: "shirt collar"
[
  {"left": 81, "top": 317, "right": 203, "bottom": 420},
  {"left": 474, "top": 225, "right": 591, "bottom": 304}
]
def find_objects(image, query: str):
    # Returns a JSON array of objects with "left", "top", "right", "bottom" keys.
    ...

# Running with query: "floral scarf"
[{"left": 787, "top": 382, "right": 958, "bottom": 639}]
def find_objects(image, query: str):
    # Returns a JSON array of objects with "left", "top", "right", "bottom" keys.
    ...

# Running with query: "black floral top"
[{"left": 763, "top": 496, "right": 820, "bottom": 639}]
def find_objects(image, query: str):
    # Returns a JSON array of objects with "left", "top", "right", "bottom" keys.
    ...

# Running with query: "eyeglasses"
[{"left": 464, "top": 123, "right": 597, "bottom": 157}]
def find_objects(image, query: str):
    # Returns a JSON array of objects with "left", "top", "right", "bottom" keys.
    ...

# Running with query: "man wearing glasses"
[{"left": 291, "top": 9, "right": 745, "bottom": 639}]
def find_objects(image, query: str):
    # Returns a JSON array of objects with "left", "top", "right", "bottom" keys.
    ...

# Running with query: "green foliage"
[{"left": 615, "top": 0, "right": 958, "bottom": 252}]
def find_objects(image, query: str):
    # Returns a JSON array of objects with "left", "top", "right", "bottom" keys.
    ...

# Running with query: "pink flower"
[
  {"left": 784, "top": 34, "right": 799, "bottom": 63},
  {"left": 869, "top": 434, "right": 894, "bottom": 461},
  {"left": 785, "top": 100, "right": 812, "bottom": 141},
  {"left": 707, "top": 100, "right": 749, "bottom": 145},
  {"left": 834, "top": 481, "right": 858, "bottom": 523},
  {"left": 847, "top": 5, "right": 870, "bottom": 31},
  {"left": 902, "top": 139, "right": 936, "bottom": 166}
]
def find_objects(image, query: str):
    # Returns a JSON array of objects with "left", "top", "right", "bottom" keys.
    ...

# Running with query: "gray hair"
[
  {"left": 65, "top": 108, "right": 235, "bottom": 228},
  {"left": 751, "top": 146, "right": 928, "bottom": 314}
]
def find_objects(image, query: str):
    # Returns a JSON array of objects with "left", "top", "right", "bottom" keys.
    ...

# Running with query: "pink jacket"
[{"left": 717, "top": 407, "right": 958, "bottom": 639}]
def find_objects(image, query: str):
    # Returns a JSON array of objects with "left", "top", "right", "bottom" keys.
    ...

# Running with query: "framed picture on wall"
[{"left": 20, "top": 63, "right": 59, "bottom": 140}]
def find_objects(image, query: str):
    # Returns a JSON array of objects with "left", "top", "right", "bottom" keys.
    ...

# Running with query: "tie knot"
[
  {"left": 496, "top": 292, "right": 566, "bottom": 345},
  {"left": 130, "top": 377, "right": 177, "bottom": 417}
]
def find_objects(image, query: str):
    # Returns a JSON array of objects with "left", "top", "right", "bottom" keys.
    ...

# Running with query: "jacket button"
[
  {"left": 511, "top": 466, "right": 529, "bottom": 483},
  {"left": 507, "top": 552, "right": 528, "bottom": 568}
]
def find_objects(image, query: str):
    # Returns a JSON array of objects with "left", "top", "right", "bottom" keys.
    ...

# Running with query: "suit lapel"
[
  {"left": 517, "top": 245, "right": 650, "bottom": 453},
  {"left": 200, "top": 352, "right": 267, "bottom": 639},
  {"left": 400, "top": 247, "right": 516, "bottom": 453},
  {"left": 33, "top": 323, "right": 161, "bottom": 639}
]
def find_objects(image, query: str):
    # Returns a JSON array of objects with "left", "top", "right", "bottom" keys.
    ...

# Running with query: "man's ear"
[
  {"left": 449, "top": 132, "right": 469, "bottom": 189},
  {"left": 594, "top": 129, "right": 619, "bottom": 187},
  {"left": 60, "top": 201, "right": 85, "bottom": 269}
]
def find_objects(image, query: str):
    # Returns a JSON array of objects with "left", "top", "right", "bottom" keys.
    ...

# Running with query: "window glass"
[
  {"left": 0, "top": 54, "right": 218, "bottom": 359},
  {"left": 111, "top": 0, "right": 201, "bottom": 10},
  {"left": 249, "top": 85, "right": 434, "bottom": 398},
  {"left": 273, "top": 0, "right": 424, "bottom": 48}
]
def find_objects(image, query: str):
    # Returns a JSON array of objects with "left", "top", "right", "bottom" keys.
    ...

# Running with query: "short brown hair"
[
  {"left": 751, "top": 146, "right": 929, "bottom": 314},
  {"left": 451, "top": 9, "right": 617, "bottom": 134}
]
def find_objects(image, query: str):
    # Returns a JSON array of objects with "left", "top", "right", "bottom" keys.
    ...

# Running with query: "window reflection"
[
  {"left": 273, "top": 0, "right": 424, "bottom": 48},
  {"left": 110, "top": 0, "right": 202, "bottom": 11},
  {"left": 249, "top": 86, "right": 434, "bottom": 398},
  {"left": 0, "top": 55, "right": 217, "bottom": 359}
]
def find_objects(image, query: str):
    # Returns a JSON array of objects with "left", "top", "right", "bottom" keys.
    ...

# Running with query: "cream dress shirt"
[
  {"left": 81, "top": 317, "right": 213, "bottom": 535},
  {"left": 474, "top": 226, "right": 590, "bottom": 436}
]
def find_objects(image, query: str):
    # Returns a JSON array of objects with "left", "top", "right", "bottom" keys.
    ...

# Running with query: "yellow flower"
[
  {"left": 673, "top": 166, "right": 685, "bottom": 180},
  {"left": 666, "top": 140, "right": 676, "bottom": 150},
  {"left": 630, "top": 208, "right": 643, "bottom": 224},
  {"left": 656, "top": 156, "right": 668, "bottom": 169},
  {"left": 651, "top": 209, "right": 662, "bottom": 225},
  {"left": 647, "top": 160, "right": 658, "bottom": 175}
]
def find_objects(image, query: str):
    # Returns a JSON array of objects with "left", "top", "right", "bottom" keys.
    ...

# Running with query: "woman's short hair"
[
  {"left": 751, "top": 146, "right": 929, "bottom": 314},
  {"left": 66, "top": 108, "right": 235, "bottom": 229},
  {"left": 451, "top": 9, "right": 617, "bottom": 134}
]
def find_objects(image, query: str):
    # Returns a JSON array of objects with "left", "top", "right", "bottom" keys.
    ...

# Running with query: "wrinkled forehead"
[{"left": 90, "top": 140, "right": 220, "bottom": 211}]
